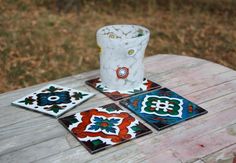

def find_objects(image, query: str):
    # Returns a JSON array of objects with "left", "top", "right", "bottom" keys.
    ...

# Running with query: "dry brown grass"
[{"left": 0, "top": 0, "right": 236, "bottom": 93}]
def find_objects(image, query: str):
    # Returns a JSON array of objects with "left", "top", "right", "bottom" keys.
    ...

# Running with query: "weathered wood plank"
[
  {"left": 34, "top": 140, "right": 145, "bottom": 163},
  {"left": 145, "top": 150, "right": 182, "bottom": 163},
  {"left": 192, "top": 159, "right": 205, "bottom": 163},
  {"left": 128, "top": 106, "right": 236, "bottom": 157},
  {"left": 203, "top": 143, "right": 236, "bottom": 163},
  {"left": 170, "top": 123, "right": 236, "bottom": 162},
  {"left": 0, "top": 54, "right": 231, "bottom": 125},
  {"left": 0, "top": 137, "right": 71, "bottom": 163},
  {"left": 0, "top": 120, "right": 65, "bottom": 156},
  {"left": 39, "top": 82, "right": 232, "bottom": 160},
  {"left": 84, "top": 92, "right": 236, "bottom": 162},
  {"left": 2, "top": 72, "right": 235, "bottom": 157},
  {"left": 0, "top": 54, "right": 235, "bottom": 163}
]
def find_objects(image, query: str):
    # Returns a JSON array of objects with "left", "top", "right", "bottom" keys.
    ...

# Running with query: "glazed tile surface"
[
  {"left": 120, "top": 88, "right": 207, "bottom": 130},
  {"left": 86, "top": 78, "right": 161, "bottom": 101},
  {"left": 12, "top": 84, "right": 95, "bottom": 117},
  {"left": 59, "top": 103, "right": 152, "bottom": 154}
]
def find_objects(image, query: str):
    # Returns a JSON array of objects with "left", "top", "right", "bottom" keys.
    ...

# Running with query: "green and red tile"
[
  {"left": 86, "top": 78, "right": 161, "bottom": 101},
  {"left": 58, "top": 103, "right": 152, "bottom": 154}
]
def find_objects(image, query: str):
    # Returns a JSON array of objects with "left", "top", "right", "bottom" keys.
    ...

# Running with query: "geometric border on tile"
[{"left": 86, "top": 77, "right": 161, "bottom": 101}]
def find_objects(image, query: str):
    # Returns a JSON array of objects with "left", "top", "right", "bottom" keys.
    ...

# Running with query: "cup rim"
[{"left": 96, "top": 24, "right": 150, "bottom": 41}]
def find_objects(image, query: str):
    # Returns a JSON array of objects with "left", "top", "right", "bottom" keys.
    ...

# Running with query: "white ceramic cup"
[{"left": 97, "top": 24, "right": 150, "bottom": 91}]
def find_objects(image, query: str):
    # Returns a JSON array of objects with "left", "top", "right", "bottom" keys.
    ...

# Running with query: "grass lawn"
[{"left": 0, "top": 0, "right": 235, "bottom": 93}]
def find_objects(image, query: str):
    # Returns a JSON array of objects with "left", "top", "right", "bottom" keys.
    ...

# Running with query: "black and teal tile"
[
  {"left": 12, "top": 84, "right": 95, "bottom": 117},
  {"left": 120, "top": 88, "right": 207, "bottom": 130}
]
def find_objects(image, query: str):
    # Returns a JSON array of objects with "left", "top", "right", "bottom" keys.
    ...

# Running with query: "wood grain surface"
[{"left": 0, "top": 54, "right": 235, "bottom": 163}]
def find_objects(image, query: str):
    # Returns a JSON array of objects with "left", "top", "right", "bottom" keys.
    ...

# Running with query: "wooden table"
[{"left": 0, "top": 54, "right": 236, "bottom": 163}]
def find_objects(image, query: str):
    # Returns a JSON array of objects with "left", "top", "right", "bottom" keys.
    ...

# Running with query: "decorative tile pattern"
[
  {"left": 120, "top": 88, "right": 207, "bottom": 130},
  {"left": 86, "top": 78, "right": 161, "bottom": 101},
  {"left": 59, "top": 103, "right": 152, "bottom": 154},
  {"left": 12, "top": 84, "right": 95, "bottom": 117}
]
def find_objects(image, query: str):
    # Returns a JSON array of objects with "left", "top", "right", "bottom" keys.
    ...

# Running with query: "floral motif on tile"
[
  {"left": 120, "top": 88, "right": 208, "bottom": 130},
  {"left": 12, "top": 84, "right": 95, "bottom": 117},
  {"left": 59, "top": 103, "right": 152, "bottom": 154},
  {"left": 141, "top": 95, "right": 183, "bottom": 118}
]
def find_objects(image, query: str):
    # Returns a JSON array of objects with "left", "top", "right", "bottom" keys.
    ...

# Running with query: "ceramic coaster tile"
[
  {"left": 12, "top": 84, "right": 95, "bottom": 118},
  {"left": 86, "top": 78, "right": 161, "bottom": 101},
  {"left": 58, "top": 103, "right": 152, "bottom": 154},
  {"left": 120, "top": 88, "right": 207, "bottom": 131}
]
